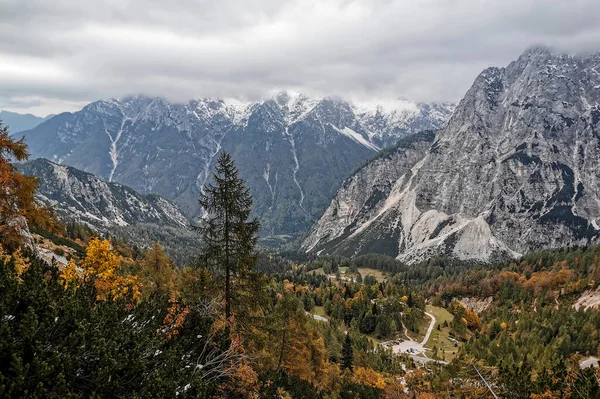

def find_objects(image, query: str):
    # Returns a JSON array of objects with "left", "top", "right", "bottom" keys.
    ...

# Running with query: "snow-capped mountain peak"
[{"left": 20, "top": 92, "right": 455, "bottom": 238}]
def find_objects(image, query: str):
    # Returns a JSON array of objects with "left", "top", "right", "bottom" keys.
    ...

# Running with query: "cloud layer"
[{"left": 1, "top": 0, "right": 599, "bottom": 115}]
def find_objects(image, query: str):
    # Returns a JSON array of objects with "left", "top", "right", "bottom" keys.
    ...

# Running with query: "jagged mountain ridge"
[
  {"left": 19, "top": 92, "right": 454, "bottom": 237},
  {"left": 19, "top": 158, "right": 188, "bottom": 230},
  {"left": 303, "top": 47, "right": 600, "bottom": 263}
]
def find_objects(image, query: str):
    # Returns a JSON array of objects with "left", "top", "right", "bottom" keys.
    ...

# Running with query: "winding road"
[{"left": 387, "top": 311, "right": 437, "bottom": 357}]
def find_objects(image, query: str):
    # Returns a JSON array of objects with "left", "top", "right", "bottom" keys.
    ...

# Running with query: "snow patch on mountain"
[
  {"left": 353, "top": 98, "right": 420, "bottom": 119},
  {"left": 107, "top": 117, "right": 128, "bottom": 182},
  {"left": 223, "top": 98, "right": 255, "bottom": 126},
  {"left": 263, "top": 163, "right": 278, "bottom": 211},
  {"left": 285, "top": 126, "right": 308, "bottom": 215},
  {"left": 332, "top": 125, "right": 380, "bottom": 151}
]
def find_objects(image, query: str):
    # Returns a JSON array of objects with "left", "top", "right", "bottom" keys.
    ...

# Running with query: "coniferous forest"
[{"left": 2, "top": 114, "right": 600, "bottom": 399}]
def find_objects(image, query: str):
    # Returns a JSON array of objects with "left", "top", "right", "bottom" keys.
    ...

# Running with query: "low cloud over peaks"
[{"left": 1, "top": 0, "right": 600, "bottom": 115}]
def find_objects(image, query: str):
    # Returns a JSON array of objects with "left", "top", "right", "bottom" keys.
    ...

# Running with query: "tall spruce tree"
[
  {"left": 194, "top": 152, "right": 260, "bottom": 320},
  {"left": 341, "top": 333, "right": 354, "bottom": 371}
]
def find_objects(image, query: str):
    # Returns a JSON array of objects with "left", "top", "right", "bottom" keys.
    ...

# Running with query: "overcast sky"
[{"left": 1, "top": 0, "right": 599, "bottom": 116}]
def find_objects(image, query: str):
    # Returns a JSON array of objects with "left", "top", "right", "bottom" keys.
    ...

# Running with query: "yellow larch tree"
[
  {"left": 12, "top": 247, "right": 30, "bottom": 279},
  {"left": 59, "top": 259, "right": 79, "bottom": 290},
  {"left": 82, "top": 238, "right": 141, "bottom": 301},
  {"left": 0, "top": 244, "right": 30, "bottom": 283},
  {"left": 137, "top": 242, "right": 176, "bottom": 298},
  {"left": 353, "top": 366, "right": 386, "bottom": 389},
  {"left": 161, "top": 298, "right": 190, "bottom": 339}
]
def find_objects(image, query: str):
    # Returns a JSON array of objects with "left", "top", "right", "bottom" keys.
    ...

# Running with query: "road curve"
[{"left": 420, "top": 312, "right": 436, "bottom": 346}]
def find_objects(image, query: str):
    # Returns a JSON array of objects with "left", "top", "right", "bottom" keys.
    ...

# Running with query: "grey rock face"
[
  {"left": 19, "top": 158, "right": 188, "bottom": 230},
  {"left": 20, "top": 93, "right": 453, "bottom": 238},
  {"left": 303, "top": 47, "right": 600, "bottom": 263}
]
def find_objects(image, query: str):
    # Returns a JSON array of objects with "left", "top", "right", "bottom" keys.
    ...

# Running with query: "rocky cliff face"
[
  {"left": 20, "top": 93, "right": 453, "bottom": 238},
  {"left": 303, "top": 47, "right": 600, "bottom": 263},
  {"left": 19, "top": 158, "right": 188, "bottom": 230}
]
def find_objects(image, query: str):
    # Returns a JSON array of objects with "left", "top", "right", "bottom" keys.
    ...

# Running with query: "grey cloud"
[{"left": 1, "top": 0, "right": 599, "bottom": 116}]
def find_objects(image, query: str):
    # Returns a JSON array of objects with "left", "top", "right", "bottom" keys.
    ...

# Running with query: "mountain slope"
[
  {"left": 303, "top": 47, "right": 600, "bottom": 263},
  {"left": 19, "top": 93, "right": 454, "bottom": 237},
  {"left": 19, "top": 158, "right": 188, "bottom": 230},
  {"left": 1, "top": 110, "right": 52, "bottom": 133}
]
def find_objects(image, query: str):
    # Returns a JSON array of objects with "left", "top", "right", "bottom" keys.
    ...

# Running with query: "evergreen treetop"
[{"left": 194, "top": 152, "right": 260, "bottom": 320}]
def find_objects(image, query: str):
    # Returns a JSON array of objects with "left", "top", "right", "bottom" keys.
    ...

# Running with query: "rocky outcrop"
[
  {"left": 459, "top": 297, "right": 493, "bottom": 314},
  {"left": 301, "top": 131, "right": 436, "bottom": 256},
  {"left": 573, "top": 286, "right": 600, "bottom": 311},
  {"left": 303, "top": 47, "right": 600, "bottom": 263},
  {"left": 19, "top": 158, "right": 188, "bottom": 230}
]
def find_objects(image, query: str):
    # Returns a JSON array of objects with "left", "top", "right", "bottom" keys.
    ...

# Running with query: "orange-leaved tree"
[
  {"left": 137, "top": 242, "right": 176, "bottom": 298},
  {"left": 0, "top": 121, "right": 59, "bottom": 250},
  {"left": 269, "top": 289, "right": 334, "bottom": 389}
]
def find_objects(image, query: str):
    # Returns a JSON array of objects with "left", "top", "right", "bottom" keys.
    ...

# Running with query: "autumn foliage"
[
  {"left": 81, "top": 238, "right": 141, "bottom": 301},
  {"left": 2, "top": 139, "right": 599, "bottom": 398},
  {"left": 59, "top": 259, "right": 79, "bottom": 290},
  {"left": 353, "top": 366, "right": 386, "bottom": 389},
  {"left": 161, "top": 298, "right": 190, "bottom": 339},
  {"left": 0, "top": 122, "right": 58, "bottom": 249}
]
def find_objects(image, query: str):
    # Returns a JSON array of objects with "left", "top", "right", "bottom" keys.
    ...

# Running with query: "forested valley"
[{"left": 1, "top": 122, "right": 600, "bottom": 398}]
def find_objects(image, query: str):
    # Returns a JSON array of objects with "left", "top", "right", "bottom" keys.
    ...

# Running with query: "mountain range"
[
  {"left": 17, "top": 93, "right": 454, "bottom": 239},
  {"left": 0, "top": 110, "right": 53, "bottom": 133},
  {"left": 14, "top": 46, "right": 599, "bottom": 265},
  {"left": 303, "top": 47, "right": 600, "bottom": 263}
]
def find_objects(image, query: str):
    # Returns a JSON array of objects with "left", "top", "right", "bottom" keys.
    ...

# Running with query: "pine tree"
[
  {"left": 194, "top": 152, "right": 260, "bottom": 320},
  {"left": 356, "top": 272, "right": 363, "bottom": 284},
  {"left": 341, "top": 333, "right": 354, "bottom": 371}
]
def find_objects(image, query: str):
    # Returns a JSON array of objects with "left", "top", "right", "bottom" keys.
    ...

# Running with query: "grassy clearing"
[
  {"left": 357, "top": 268, "right": 387, "bottom": 282},
  {"left": 310, "top": 267, "right": 387, "bottom": 283},
  {"left": 366, "top": 335, "right": 381, "bottom": 346},
  {"left": 312, "top": 306, "right": 327, "bottom": 317},
  {"left": 427, "top": 305, "right": 453, "bottom": 323},
  {"left": 410, "top": 313, "right": 431, "bottom": 343},
  {"left": 310, "top": 267, "right": 348, "bottom": 275},
  {"left": 424, "top": 305, "right": 460, "bottom": 362}
]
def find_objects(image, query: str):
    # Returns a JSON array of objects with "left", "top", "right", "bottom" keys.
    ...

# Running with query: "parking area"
[{"left": 382, "top": 338, "right": 426, "bottom": 355}]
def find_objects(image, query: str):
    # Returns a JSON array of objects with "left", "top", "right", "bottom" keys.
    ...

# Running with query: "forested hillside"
[{"left": 1, "top": 121, "right": 599, "bottom": 398}]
